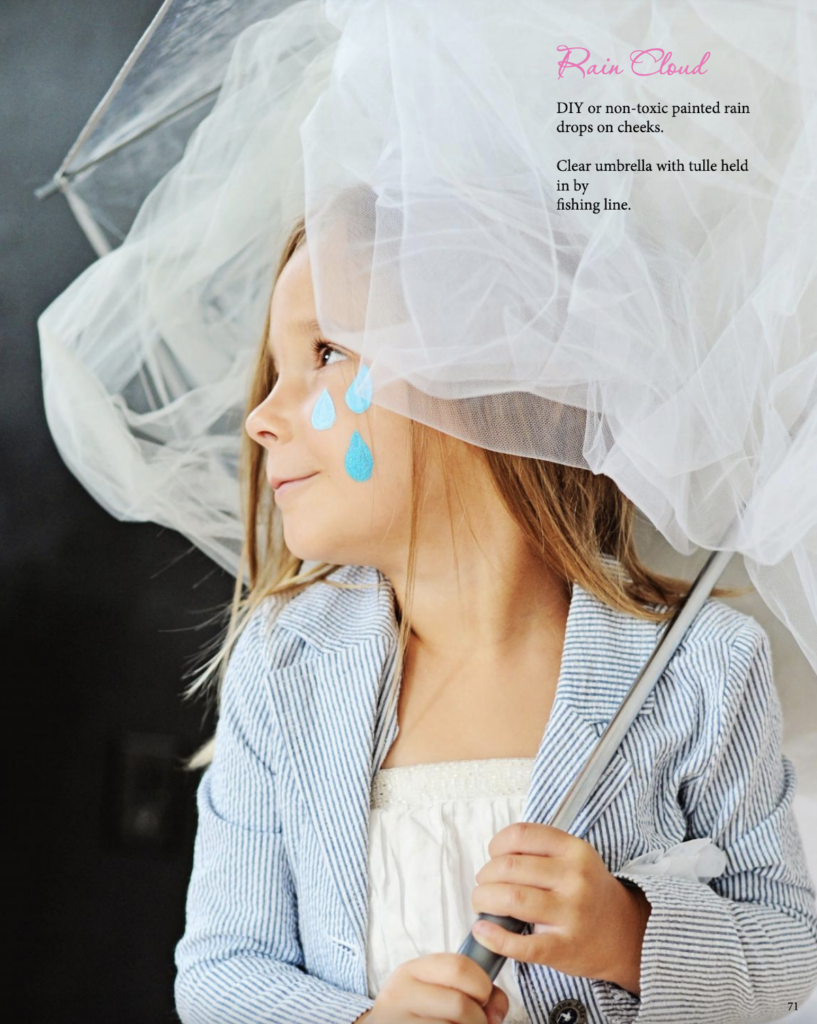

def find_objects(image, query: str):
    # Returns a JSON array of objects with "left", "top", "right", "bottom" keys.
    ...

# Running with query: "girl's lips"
[{"left": 273, "top": 472, "right": 319, "bottom": 498}]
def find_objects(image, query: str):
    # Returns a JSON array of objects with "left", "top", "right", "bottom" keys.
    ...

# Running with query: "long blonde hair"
[{"left": 182, "top": 215, "right": 753, "bottom": 769}]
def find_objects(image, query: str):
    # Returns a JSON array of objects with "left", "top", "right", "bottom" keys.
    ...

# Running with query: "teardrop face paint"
[
  {"left": 306, "top": 362, "right": 374, "bottom": 480},
  {"left": 345, "top": 429, "right": 374, "bottom": 481},
  {"left": 311, "top": 386, "right": 336, "bottom": 429},
  {"left": 345, "top": 364, "right": 372, "bottom": 413},
  {"left": 342, "top": 365, "right": 374, "bottom": 480}
]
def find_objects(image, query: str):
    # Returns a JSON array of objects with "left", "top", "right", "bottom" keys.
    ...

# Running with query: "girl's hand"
[
  {"left": 364, "top": 952, "right": 510, "bottom": 1024},
  {"left": 470, "top": 821, "right": 650, "bottom": 992}
]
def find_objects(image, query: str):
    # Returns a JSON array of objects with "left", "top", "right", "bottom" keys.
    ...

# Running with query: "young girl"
[{"left": 173, "top": 219, "right": 817, "bottom": 1024}]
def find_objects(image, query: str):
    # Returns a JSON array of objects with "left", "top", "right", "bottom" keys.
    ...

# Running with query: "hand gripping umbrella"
[
  {"left": 35, "top": 0, "right": 817, "bottom": 988},
  {"left": 457, "top": 535, "right": 740, "bottom": 977}
]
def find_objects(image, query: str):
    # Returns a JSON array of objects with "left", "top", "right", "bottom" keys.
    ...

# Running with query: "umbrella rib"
[
  {"left": 63, "top": 86, "right": 221, "bottom": 181},
  {"left": 36, "top": 0, "right": 176, "bottom": 196}
]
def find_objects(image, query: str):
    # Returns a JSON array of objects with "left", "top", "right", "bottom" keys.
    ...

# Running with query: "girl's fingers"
[
  {"left": 472, "top": 881, "right": 564, "bottom": 923},
  {"left": 394, "top": 978, "right": 490, "bottom": 1024},
  {"left": 484, "top": 983, "right": 510, "bottom": 1024},
  {"left": 475, "top": 852, "right": 570, "bottom": 889},
  {"left": 470, "top": 919, "right": 558, "bottom": 965},
  {"left": 407, "top": 952, "right": 494, "bottom": 1007}
]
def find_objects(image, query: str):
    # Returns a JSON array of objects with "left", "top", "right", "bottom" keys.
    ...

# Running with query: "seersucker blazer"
[{"left": 174, "top": 561, "right": 817, "bottom": 1024}]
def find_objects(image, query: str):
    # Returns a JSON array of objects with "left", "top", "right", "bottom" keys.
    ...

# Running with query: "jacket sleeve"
[
  {"left": 174, "top": 614, "right": 375, "bottom": 1024},
  {"left": 590, "top": 621, "right": 817, "bottom": 1024}
]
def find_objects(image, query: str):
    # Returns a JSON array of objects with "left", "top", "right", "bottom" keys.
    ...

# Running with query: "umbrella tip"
[{"left": 33, "top": 176, "right": 63, "bottom": 201}]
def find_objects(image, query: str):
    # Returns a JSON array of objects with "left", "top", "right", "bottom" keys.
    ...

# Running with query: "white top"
[{"left": 366, "top": 757, "right": 536, "bottom": 1024}]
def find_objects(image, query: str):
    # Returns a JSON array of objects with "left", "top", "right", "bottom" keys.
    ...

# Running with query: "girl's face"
[{"left": 245, "top": 242, "right": 416, "bottom": 570}]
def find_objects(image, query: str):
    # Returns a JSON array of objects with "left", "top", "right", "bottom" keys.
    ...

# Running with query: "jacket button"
[{"left": 548, "top": 998, "right": 588, "bottom": 1024}]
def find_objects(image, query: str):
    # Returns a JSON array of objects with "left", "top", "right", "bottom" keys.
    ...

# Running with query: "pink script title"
[{"left": 557, "top": 46, "right": 711, "bottom": 78}]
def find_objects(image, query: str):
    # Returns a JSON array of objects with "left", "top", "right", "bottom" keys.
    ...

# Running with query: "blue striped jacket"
[{"left": 174, "top": 562, "right": 817, "bottom": 1024}]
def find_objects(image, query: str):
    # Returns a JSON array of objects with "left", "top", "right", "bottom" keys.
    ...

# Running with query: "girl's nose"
[
  {"left": 245, "top": 388, "right": 289, "bottom": 446},
  {"left": 246, "top": 374, "right": 311, "bottom": 446},
  {"left": 245, "top": 402, "right": 275, "bottom": 445}
]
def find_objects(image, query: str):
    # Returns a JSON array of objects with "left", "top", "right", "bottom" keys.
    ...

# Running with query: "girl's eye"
[{"left": 311, "top": 335, "right": 348, "bottom": 368}]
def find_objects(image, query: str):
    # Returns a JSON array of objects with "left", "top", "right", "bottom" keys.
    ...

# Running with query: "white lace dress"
[{"left": 366, "top": 757, "right": 536, "bottom": 1024}]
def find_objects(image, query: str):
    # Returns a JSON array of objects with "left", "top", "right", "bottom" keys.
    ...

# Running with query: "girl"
[{"left": 173, "top": 218, "right": 817, "bottom": 1024}]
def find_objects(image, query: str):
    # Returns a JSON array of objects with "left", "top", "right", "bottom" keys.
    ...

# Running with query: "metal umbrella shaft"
[{"left": 457, "top": 537, "right": 739, "bottom": 981}]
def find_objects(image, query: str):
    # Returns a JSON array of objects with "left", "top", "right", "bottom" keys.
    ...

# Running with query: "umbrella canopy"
[{"left": 36, "top": 0, "right": 297, "bottom": 254}]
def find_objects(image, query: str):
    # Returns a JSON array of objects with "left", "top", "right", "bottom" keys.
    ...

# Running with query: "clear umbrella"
[{"left": 35, "top": 0, "right": 298, "bottom": 255}]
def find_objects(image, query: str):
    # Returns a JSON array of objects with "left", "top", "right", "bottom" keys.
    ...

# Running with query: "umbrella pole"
[{"left": 458, "top": 538, "right": 739, "bottom": 980}]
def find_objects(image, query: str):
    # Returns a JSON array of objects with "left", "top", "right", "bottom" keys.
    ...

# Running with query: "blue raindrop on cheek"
[
  {"left": 344, "top": 430, "right": 373, "bottom": 482},
  {"left": 345, "top": 364, "right": 372, "bottom": 414},
  {"left": 311, "top": 387, "right": 336, "bottom": 430}
]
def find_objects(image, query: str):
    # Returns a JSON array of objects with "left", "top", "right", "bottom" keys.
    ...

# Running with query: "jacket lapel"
[
  {"left": 265, "top": 641, "right": 394, "bottom": 955},
  {"left": 264, "top": 566, "right": 400, "bottom": 956},
  {"left": 265, "top": 561, "right": 663, "bottom": 963},
  {"left": 521, "top": 573, "right": 661, "bottom": 837}
]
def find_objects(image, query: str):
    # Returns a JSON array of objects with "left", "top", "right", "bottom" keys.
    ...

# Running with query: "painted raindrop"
[
  {"left": 311, "top": 387, "right": 336, "bottom": 430},
  {"left": 345, "top": 364, "right": 372, "bottom": 414},
  {"left": 344, "top": 430, "right": 373, "bottom": 481}
]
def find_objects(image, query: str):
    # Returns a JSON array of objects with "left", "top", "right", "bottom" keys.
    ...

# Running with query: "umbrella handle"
[
  {"left": 457, "top": 534, "right": 740, "bottom": 979},
  {"left": 458, "top": 914, "right": 527, "bottom": 982}
]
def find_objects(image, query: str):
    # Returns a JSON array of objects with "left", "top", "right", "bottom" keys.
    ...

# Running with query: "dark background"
[{"left": 3, "top": 2, "right": 231, "bottom": 1020}]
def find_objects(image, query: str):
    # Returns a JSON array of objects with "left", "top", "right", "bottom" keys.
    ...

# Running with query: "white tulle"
[
  {"left": 619, "top": 837, "right": 728, "bottom": 885},
  {"left": 37, "top": 0, "right": 817, "bottom": 682}
]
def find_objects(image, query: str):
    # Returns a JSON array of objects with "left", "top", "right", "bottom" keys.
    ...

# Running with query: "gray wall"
[{"left": 3, "top": 3, "right": 232, "bottom": 1019}]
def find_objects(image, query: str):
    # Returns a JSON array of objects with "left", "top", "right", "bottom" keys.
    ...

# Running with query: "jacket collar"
[
  {"left": 265, "top": 560, "right": 661, "bottom": 971},
  {"left": 274, "top": 558, "right": 660, "bottom": 725},
  {"left": 274, "top": 562, "right": 401, "bottom": 655}
]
